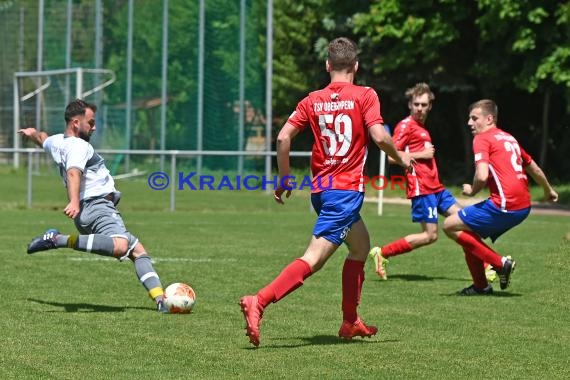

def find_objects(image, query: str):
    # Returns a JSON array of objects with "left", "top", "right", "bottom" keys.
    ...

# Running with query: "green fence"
[{"left": 0, "top": 0, "right": 269, "bottom": 174}]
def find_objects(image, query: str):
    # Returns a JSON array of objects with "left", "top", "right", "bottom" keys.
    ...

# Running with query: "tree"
[
  {"left": 352, "top": 0, "right": 570, "bottom": 180},
  {"left": 352, "top": 0, "right": 480, "bottom": 179},
  {"left": 474, "top": 0, "right": 570, "bottom": 168},
  {"left": 271, "top": 0, "right": 369, "bottom": 158}
]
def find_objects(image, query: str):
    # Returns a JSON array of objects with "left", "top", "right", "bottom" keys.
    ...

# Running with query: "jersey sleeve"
[
  {"left": 519, "top": 146, "right": 533, "bottom": 166},
  {"left": 42, "top": 135, "right": 54, "bottom": 153},
  {"left": 287, "top": 96, "right": 311, "bottom": 130},
  {"left": 472, "top": 135, "right": 491, "bottom": 164},
  {"left": 392, "top": 122, "right": 409, "bottom": 151},
  {"left": 65, "top": 140, "right": 93, "bottom": 173},
  {"left": 361, "top": 88, "right": 383, "bottom": 128}
]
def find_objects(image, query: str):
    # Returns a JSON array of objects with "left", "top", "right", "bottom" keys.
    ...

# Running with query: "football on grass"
[{"left": 164, "top": 283, "right": 196, "bottom": 313}]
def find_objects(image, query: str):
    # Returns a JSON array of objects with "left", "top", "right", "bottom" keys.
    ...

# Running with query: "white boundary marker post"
[
  {"left": 377, "top": 124, "right": 391, "bottom": 216},
  {"left": 378, "top": 150, "right": 386, "bottom": 216}
]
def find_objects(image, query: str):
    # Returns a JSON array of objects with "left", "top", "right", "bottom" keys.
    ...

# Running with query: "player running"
[
  {"left": 368, "top": 83, "right": 464, "bottom": 280},
  {"left": 239, "top": 37, "right": 412, "bottom": 347}
]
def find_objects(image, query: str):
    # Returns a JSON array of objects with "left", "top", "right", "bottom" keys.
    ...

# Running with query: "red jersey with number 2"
[
  {"left": 473, "top": 127, "right": 532, "bottom": 211},
  {"left": 393, "top": 116, "right": 444, "bottom": 198},
  {"left": 287, "top": 81, "right": 383, "bottom": 193}
]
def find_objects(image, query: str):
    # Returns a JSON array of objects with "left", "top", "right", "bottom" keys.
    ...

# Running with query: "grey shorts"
[{"left": 74, "top": 197, "right": 129, "bottom": 238}]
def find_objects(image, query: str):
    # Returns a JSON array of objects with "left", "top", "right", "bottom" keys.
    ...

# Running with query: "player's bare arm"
[
  {"left": 463, "top": 162, "right": 489, "bottom": 197},
  {"left": 412, "top": 145, "right": 435, "bottom": 160},
  {"left": 64, "top": 168, "right": 82, "bottom": 219},
  {"left": 274, "top": 122, "right": 299, "bottom": 204},
  {"left": 387, "top": 146, "right": 433, "bottom": 164},
  {"left": 369, "top": 124, "right": 413, "bottom": 169},
  {"left": 18, "top": 127, "right": 49, "bottom": 147},
  {"left": 524, "top": 160, "right": 558, "bottom": 202}
]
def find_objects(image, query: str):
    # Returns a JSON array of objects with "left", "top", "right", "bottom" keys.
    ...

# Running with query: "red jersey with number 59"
[
  {"left": 287, "top": 81, "right": 383, "bottom": 193},
  {"left": 393, "top": 116, "right": 444, "bottom": 198},
  {"left": 473, "top": 127, "right": 532, "bottom": 211}
]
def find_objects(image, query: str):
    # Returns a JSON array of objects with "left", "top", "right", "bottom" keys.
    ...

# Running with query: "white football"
[{"left": 163, "top": 282, "right": 196, "bottom": 314}]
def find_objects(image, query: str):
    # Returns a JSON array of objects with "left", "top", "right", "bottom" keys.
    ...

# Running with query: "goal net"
[{"left": 13, "top": 68, "right": 115, "bottom": 166}]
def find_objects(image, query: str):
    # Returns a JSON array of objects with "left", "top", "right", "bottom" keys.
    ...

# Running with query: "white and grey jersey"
[{"left": 43, "top": 134, "right": 116, "bottom": 200}]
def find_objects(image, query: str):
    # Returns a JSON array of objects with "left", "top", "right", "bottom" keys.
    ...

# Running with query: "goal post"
[{"left": 13, "top": 67, "right": 115, "bottom": 167}]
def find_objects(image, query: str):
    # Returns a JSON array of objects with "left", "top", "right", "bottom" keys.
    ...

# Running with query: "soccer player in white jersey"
[{"left": 19, "top": 99, "right": 168, "bottom": 312}]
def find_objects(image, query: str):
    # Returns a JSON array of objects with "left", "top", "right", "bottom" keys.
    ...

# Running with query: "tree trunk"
[
  {"left": 539, "top": 89, "right": 550, "bottom": 167},
  {"left": 456, "top": 92, "right": 472, "bottom": 178}
]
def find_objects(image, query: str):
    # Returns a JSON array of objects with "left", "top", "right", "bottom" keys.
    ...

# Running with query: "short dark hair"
[
  {"left": 405, "top": 82, "right": 435, "bottom": 103},
  {"left": 327, "top": 37, "right": 358, "bottom": 73},
  {"left": 469, "top": 99, "right": 498, "bottom": 122},
  {"left": 64, "top": 99, "right": 97, "bottom": 123}
]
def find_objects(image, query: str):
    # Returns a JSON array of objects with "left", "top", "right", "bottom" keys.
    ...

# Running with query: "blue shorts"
[
  {"left": 311, "top": 190, "right": 364, "bottom": 245},
  {"left": 411, "top": 189, "right": 457, "bottom": 223},
  {"left": 458, "top": 199, "right": 530, "bottom": 242}
]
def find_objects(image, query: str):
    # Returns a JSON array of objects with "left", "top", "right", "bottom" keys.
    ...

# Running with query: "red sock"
[
  {"left": 463, "top": 249, "right": 488, "bottom": 289},
  {"left": 342, "top": 259, "right": 365, "bottom": 323},
  {"left": 381, "top": 238, "right": 413, "bottom": 258},
  {"left": 456, "top": 231, "right": 503, "bottom": 268},
  {"left": 257, "top": 258, "right": 312, "bottom": 308}
]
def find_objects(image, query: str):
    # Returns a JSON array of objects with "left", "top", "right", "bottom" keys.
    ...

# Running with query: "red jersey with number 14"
[
  {"left": 287, "top": 81, "right": 383, "bottom": 193},
  {"left": 393, "top": 116, "right": 444, "bottom": 198},
  {"left": 473, "top": 127, "right": 532, "bottom": 211}
]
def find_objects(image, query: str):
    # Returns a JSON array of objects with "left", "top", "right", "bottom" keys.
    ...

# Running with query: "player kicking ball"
[{"left": 19, "top": 99, "right": 168, "bottom": 312}]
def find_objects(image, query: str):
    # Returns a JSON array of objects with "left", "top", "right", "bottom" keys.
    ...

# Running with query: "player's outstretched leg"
[
  {"left": 27, "top": 229, "right": 60, "bottom": 254},
  {"left": 27, "top": 230, "right": 117, "bottom": 256}
]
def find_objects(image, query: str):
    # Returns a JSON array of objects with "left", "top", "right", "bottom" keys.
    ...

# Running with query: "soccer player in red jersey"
[
  {"left": 369, "top": 83, "right": 462, "bottom": 280},
  {"left": 239, "top": 37, "right": 412, "bottom": 347},
  {"left": 443, "top": 99, "right": 558, "bottom": 295}
]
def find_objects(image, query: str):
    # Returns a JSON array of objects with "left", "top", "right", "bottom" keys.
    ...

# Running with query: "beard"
[{"left": 78, "top": 130, "right": 91, "bottom": 142}]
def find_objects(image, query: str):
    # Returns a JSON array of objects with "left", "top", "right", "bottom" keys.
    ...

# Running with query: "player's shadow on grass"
[
  {"left": 442, "top": 292, "right": 522, "bottom": 298},
  {"left": 301, "top": 335, "right": 393, "bottom": 346},
  {"left": 258, "top": 335, "right": 396, "bottom": 349},
  {"left": 387, "top": 274, "right": 466, "bottom": 282},
  {"left": 28, "top": 298, "right": 150, "bottom": 313}
]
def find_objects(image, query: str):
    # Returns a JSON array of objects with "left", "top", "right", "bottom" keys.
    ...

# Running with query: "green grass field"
[{"left": 1, "top": 168, "right": 569, "bottom": 379}]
